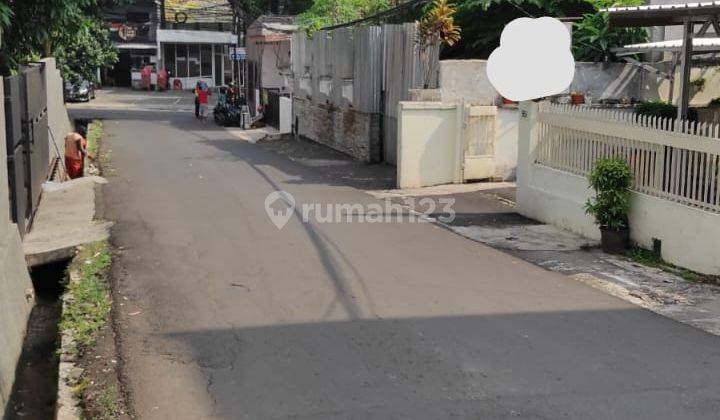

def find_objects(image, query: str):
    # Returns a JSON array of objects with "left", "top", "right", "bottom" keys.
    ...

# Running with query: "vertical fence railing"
[
  {"left": 3, "top": 63, "right": 49, "bottom": 237},
  {"left": 534, "top": 103, "right": 720, "bottom": 213}
]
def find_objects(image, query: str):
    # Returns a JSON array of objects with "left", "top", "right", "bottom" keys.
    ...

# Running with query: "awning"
[
  {"left": 605, "top": 2, "right": 720, "bottom": 27},
  {"left": 115, "top": 43, "right": 157, "bottom": 51},
  {"left": 613, "top": 37, "right": 720, "bottom": 55}
]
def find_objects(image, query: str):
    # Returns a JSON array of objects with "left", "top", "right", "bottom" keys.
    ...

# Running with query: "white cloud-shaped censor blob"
[{"left": 487, "top": 17, "right": 575, "bottom": 102}]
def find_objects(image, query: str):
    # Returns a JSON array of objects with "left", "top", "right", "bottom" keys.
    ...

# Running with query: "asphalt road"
[{"left": 74, "top": 91, "right": 720, "bottom": 419}]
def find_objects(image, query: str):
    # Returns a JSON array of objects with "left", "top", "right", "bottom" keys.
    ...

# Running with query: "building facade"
[
  {"left": 103, "top": 0, "right": 160, "bottom": 87},
  {"left": 158, "top": 0, "right": 240, "bottom": 90},
  {"left": 103, "top": 0, "right": 242, "bottom": 90}
]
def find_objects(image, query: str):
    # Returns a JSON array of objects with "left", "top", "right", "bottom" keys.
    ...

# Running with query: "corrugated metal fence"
[
  {"left": 3, "top": 64, "right": 51, "bottom": 237},
  {"left": 292, "top": 23, "right": 438, "bottom": 164}
]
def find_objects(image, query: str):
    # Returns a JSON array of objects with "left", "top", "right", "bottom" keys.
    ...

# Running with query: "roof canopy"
[
  {"left": 605, "top": 2, "right": 720, "bottom": 27},
  {"left": 613, "top": 37, "right": 720, "bottom": 54}
]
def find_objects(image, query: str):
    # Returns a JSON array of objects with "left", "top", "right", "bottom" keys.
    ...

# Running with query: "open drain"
[{"left": 5, "top": 259, "right": 69, "bottom": 420}]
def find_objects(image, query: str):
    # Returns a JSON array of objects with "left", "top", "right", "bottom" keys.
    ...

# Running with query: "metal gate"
[{"left": 4, "top": 63, "right": 49, "bottom": 237}]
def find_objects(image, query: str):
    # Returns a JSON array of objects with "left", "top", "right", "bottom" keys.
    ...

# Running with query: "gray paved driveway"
[{"left": 71, "top": 92, "right": 720, "bottom": 419}]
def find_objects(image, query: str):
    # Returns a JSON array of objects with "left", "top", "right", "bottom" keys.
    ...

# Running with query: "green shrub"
[
  {"left": 634, "top": 100, "right": 697, "bottom": 122},
  {"left": 584, "top": 158, "right": 633, "bottom": 231}
]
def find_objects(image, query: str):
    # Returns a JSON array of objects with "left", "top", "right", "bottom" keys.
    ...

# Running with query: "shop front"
[{"left": 158, "top": 29, "right": 239, "bottom": 90}]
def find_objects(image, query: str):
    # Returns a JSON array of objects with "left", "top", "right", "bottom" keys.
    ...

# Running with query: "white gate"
[{"left": 462, "top": 105, "right": 497, "bottom": 181}]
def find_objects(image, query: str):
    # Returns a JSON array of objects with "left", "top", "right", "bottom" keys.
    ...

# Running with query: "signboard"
[
  {"left": 165, "top": 0, "right": 233, "bottom": 24},
  {"left": 118, "top": 24, "right": 137, "bottom": 41},
  {"left": 230, "top": 47, "right": 246, "bottom": 61}
]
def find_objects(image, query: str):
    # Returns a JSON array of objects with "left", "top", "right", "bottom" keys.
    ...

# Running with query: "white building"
[
  {"left": 157, "top": 0, "right": 241, "bottom": 90},
  {"left": 246, "top": 15, "right": 297, "bottom": 92}
]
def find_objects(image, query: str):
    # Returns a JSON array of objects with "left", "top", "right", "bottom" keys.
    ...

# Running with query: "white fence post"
[{"left": 517, "top": 101, "right": 540, "bottom": 203}]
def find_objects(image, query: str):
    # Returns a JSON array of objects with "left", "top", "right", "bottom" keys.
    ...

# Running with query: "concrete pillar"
[{"left": 516, "top": 100, "right": 539, "bottom": 215}]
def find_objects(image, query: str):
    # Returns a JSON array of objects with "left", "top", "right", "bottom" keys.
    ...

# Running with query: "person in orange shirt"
[{"left": 64, "top": 127, "right": 87, "bottom": 179}]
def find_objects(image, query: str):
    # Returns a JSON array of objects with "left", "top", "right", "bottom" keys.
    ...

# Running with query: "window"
[
  {"left": 127, "top": 12, "right": 149, "bottom": 22},
  {"left": 214, "top": 47, "right": 223, "bottom": 85},
  {"left": 201, "top": 44, "right": 213, "bottom": 78},
  {"left": 176, "top": 44, "right": 188, "bottom": 77},
  {"left": 188, "top": 44, "right": 200, "bottom": 78},
  {"left": 223, "top": 46, "right": 233, "bottom": 85},
  {"left": 130, "top": 55, "right": 150, "bottom": 71},
  {"left": 164, "top": 44, "right": 176, "bottom": 75}
]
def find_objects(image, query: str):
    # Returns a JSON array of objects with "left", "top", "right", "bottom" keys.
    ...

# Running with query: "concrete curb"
[{"left": 56, "top": 269, "right": 82, "bottom": 420}]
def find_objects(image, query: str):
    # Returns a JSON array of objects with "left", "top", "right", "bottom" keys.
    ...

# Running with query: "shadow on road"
[{"left": 164, "top": 309, "right": 720, "bottom": 419}]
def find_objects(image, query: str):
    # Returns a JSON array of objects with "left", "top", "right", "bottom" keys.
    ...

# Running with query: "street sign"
[{"left": 230, "top": 47, "right": 246, "bottom": 61}]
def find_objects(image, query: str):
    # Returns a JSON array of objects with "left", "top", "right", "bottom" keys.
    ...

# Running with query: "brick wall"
[{"left": 293, "top": 97, "right": 381, "bottom": 163}]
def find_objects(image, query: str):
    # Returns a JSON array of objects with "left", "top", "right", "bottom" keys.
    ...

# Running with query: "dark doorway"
[{"left": 109, "top": 52, "right": 132, "bottom": 87}]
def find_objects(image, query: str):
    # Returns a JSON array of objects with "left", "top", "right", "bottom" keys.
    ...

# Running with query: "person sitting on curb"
[{"left": 64, "top": 127, "right": 87, "bottom": 179}]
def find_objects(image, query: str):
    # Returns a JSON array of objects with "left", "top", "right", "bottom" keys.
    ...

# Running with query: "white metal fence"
[{"left": 535, "top": 103, "right": 720, "bottom": 213}]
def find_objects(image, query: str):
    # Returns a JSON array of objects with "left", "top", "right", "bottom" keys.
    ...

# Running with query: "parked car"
[{"left": 65, "top": 80, "right": 96, "bottom": 102}]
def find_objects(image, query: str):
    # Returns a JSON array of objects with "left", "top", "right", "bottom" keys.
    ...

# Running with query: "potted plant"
[
  {"left": 584, "top": 158, "right": 633, "bottom": 253},
  {"left": 415, "top": 0, "right": 461, "bottom": 89},
  {"left": 570, "top": 91, "right": 585, "bottom": 105}
]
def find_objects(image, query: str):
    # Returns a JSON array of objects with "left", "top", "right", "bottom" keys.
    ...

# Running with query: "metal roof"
[
  {"left": 613, "top": 37, "right": 720, "bottom": 54},
  {"left": 604, "top": 2, "right": 720, "bottom": 27}
]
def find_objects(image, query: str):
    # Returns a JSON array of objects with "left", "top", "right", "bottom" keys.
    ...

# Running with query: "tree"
[
  {"left": 0, "top": 0, "right": 119, "bottom": 83},
  {"left": 416, "top": 0, "right": 460, "bottom": 88},
  {"left": 572, "top": 0, "right": 647, "bottom": 62},
  {"left": 442, "top": 0, "right": 593, "bottom": 58},
  {"left": 297, "top": 0, "right": 390, "bottom": 33},
  {"left": 54, "top": 17, "right": 118, "bottom": 84}
]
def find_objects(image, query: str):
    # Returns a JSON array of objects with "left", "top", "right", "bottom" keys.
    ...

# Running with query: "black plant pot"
[{"left": 600, "top": 227, "right": 629, "bottom": 254}]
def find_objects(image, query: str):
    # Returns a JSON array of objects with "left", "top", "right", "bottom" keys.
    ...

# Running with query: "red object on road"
[
  {"left": 157, "top": 69, "right": 168, "bottom": 91},
  {"left": 141, "top": 66, "right": 152, "bottom": 90}
]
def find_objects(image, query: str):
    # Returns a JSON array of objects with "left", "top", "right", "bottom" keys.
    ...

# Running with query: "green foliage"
[
  {"left": 55, "top": 18, "right": 117, "bottom": 84},
  {"left": 297, "top": 0, "right": 390, "bottom": 33},
  {"left": 445, "top": 0, "right": 593, "bottom": 59},
  {"left": 93, "top": 384, "right": 122, "bottom": 420},
  {"left": 572, "top": 0, "right": 647, "bottom": 62},
  {"left": 584, "top": 158, "right": 633, "bottom": 231},
  {"left": 0, "top": 1, "right": 12, "bottom": 28},
  {"left": 634, "top": 100, "right": 677, "bottom": 119},
  {"left": 417, "top": 0, "right": 461, "bottom": 48},
  {"left": 59, "top": 241, "right": 113, "bottom": 356},
  {"left": 0, "top": 0, "right": 118, "bottom": 82},
  {"left": 417, "top": 0, "right": 461, "bottom": 87},
  {"left": 634, "top": 100, "right": 698, "bottom": 121},
  {"left": 86, "top": 120, "right": 103, "bottom": 160}
]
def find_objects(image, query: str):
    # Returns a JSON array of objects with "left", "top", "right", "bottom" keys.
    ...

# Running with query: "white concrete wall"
[
  {"left": 495, "top": 108, "right": 519, "bottom": 180},
  {"left": 439, "top": 59, "right": 658, "bottom": 105},
  {"left": 42, "top": 58, "right": 72, "bottom": 175},
  {"left": 0, "top": 79, "right": 35, "bottom": 412},
  {"left": 279, "top": 96, "right": 292, "bottom": 134},
  {"left": 261, "top": 42, "right": 291, "bottom": 90},
  {"left": 397, "top": 102, "right": 460, "bottom": 188},
  {"left": 517, "top": 101, "right": 720, "bottom": 275},
  {"left": 439, "top": 60, "right": 496, "bottom": 105}
]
